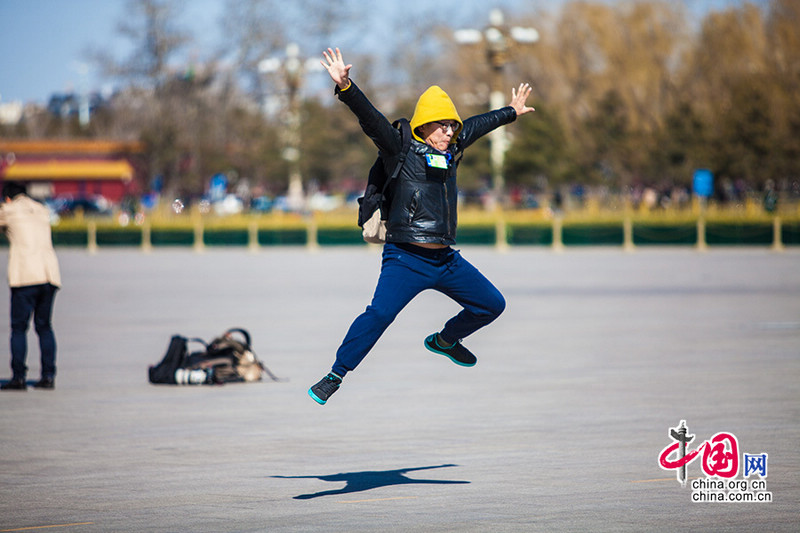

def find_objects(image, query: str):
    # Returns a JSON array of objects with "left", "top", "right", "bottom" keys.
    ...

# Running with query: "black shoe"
[
  {"left": 424, "top": 333, "right": 477, "bottom": 367},
  {"left": 308, "top": 373, "right": 342, "bottom": 405},
  {"left": 33, "top": 377, "right": 55, "bottom": 390},
  {"left": 1, "top": 377, "right": 27, "bottom": 391}
]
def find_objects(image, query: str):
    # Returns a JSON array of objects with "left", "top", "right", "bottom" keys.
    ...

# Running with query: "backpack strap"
[
  {"left": 223, "top": 327, "right": 251, "bottom": 349},
  {"left": 381, "top": 118, "right": 411, "bottom": 196}
]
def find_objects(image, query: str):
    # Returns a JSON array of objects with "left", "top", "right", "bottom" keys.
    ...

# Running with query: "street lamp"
[
  {"left": 455, "top": 9, "right": 538, "bottom": 209},
  {"left": 72, "top": 61, "right": 91, "bottom": 127},
  {"left": 258, "top": 43, "right": 323, "bottom": 212}
]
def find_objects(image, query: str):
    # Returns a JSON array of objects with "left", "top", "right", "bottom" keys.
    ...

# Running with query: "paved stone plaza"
[{"left": 1, "top": 247, "right": 798, "bottom": 532}]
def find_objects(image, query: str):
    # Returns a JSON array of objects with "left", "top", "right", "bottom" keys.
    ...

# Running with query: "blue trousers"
[
  {"left": 331, "top": 244, "right": 505, "bottom": 377},
  {"left": 10, "top": 283, "right": 58, "bottom": 380}
]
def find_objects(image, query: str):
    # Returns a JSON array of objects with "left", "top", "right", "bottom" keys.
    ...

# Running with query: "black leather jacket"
[{"left": 337, "top": 81, "right": 517, "bottom": 245}]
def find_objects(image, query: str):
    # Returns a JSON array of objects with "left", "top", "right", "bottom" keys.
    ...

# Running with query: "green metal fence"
[
  {"left": 1, "top": 216, "right": 796, "bottom": 251},
  {"left": 632, "top": 223, "right": 698, "bottom": 246}
]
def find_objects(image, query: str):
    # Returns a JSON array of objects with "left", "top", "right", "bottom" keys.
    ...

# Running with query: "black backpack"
[
  {"left": 357, "top": 118, "right": 412, "bottom": 229},
  {"left": 148, "top": 328, "right": 281, "bottom": 385},
  {"left": 148, "top": 334, "right": 192, "bottom": 384}
]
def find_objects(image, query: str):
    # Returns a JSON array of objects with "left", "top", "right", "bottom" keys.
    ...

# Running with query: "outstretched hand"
[
  {"left": 509, "top": 83, "right": 535, "bottom": 116},
  {"left": 321, "top": 47, "right": 352, "bottom": 90}
]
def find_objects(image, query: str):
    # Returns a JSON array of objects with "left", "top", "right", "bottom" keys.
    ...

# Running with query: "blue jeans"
[
  {"left": 331, "top": 244, "right": 505, "bottom": 377},
  {"left": 10, "top": 283, "right": 58, "bottom": 380}
]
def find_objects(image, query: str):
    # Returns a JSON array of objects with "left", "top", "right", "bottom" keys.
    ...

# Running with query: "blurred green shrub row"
[{"left": 2, "top": 217, "right": 796, "bottom": 249}]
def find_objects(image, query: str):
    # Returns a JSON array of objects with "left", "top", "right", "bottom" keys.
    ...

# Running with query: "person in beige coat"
[{"left": 0, "top": 182, "right": 61, "bottom": 390}]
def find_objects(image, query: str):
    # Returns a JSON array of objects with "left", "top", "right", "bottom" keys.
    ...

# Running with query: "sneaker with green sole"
[
  {"left": 308, "top": 372, "right": 342, "bottom": 405},
  {"left": 424, "top": 333, "right": 477, "bottom": 367}
]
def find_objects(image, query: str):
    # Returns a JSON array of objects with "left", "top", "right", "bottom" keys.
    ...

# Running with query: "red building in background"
[{"left": 0, "top": 139, "right": 145, "bottom": 203}]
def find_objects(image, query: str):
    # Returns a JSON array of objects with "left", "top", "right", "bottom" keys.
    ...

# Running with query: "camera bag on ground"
[
  {"left": 357, "top": 118, "right": 411, "bottom": 244},
  {"left": 148, "top": 327, "right": 281, "bottom": 385}
]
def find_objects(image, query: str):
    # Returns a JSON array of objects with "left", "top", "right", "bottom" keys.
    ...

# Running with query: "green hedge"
[
  {"left": 52, "top": 229, "right": 89, "bottom": 247},
  {"left": 317, "top": 227, "right": 364, "bottom": 246},
  {"left": 258, "top": 228, "right": 306, "bottom": 246},
  {"left": 705, "top": 222, "right": 773, "bottom": 246},
  {"left": 782, "top": 221, "right": 800, "bottom": 245},
  {"left": 457, "top": 226, "right": 497, "bottom": 245},
  {"left": 562, "top": 223, "right": 625, "bottom": 246},
  {"left": 203, "top": 228, "right": 248, "bottom": 247},
  {"left": 507, "top": 224, "right": 553, "bottom": 246},
  {"left": 151, "top": 228, "right": 194, "bottom": 246},
  {"left": 1, "top": 218, "right": 793, "bottom": 249},
  {"left": 633, "top": 223, "right": 697, "bottom": 246},
  {"left": 96, "top": 228, "right": 142, "bottom": 247}
]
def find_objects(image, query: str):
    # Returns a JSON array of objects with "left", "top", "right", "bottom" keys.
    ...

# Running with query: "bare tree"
[
  {"left": 91, "top": 0, "right": 192, "bottom": 91},
  {"left": 68, "top": 0, "right": 800, "bottom": 200},
  {"left": 219, "top": 0, "right": 286, "bottom": 99},
  {"left": 765, "top": 0, "right": 800, "bottom": 181}
]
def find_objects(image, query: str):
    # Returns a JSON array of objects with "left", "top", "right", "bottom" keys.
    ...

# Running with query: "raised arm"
[
  {"left": 321, "top": 47, "right": 402, "bottom": 156},
  {"left": 456, "top": 83, "right": 534, "bottom": 150}
]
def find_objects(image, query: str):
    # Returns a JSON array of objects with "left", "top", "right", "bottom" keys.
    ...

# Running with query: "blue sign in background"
[
  {"left": 209, "top": 173, "right": 228, "bottom": 202},
  {"left": 693, "top": 169, "right": 714, "bottom": 198}
]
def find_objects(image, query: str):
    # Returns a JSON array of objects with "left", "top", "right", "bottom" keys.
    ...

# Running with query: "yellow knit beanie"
[{"left": 409, "top": 86, "right": 463, "bottom": 143}]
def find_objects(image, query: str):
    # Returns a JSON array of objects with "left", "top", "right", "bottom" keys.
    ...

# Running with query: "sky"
[
  {"left": 0, "top": 0, "right": 222, "bottom": 104},
  {"left": 0, "top": 0, "right": 755, "bottom": 106}
]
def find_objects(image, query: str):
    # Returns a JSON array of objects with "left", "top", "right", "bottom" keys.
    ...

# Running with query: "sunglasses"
[{"left": 432, "top": 121, "right": 458, "bottom": 133}]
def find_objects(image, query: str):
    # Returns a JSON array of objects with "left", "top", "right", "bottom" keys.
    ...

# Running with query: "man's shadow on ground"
[{"left": 272, "top": 464, "right": 469, "bottom": 500}]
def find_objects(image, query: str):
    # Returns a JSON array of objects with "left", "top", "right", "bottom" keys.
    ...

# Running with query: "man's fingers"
[{"left": 512, "top": 83, "right": 533, "bottom": 102}]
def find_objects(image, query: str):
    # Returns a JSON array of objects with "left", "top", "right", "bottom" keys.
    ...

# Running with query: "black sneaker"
[
  {"left": 1, "top": 377, "right": 27, "bottom": 391},
  {"left": 424, "top": 334, "right": 477, "bottom": 367},
  {"left": 308, "top": 373, "right": 342, "bottom": 405},
  {"left": 33, "top": 377, "right": 55, "bottom": 390}
]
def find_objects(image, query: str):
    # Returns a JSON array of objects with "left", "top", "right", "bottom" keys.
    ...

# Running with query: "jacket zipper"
[
  {"left": 409, "top": 190, "right": 419, "bottom": 225},
  {"left": 443, "top": 178, "right": 450, "bottom": 238}
]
